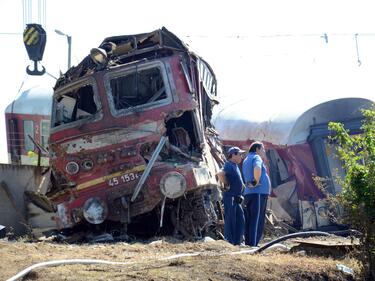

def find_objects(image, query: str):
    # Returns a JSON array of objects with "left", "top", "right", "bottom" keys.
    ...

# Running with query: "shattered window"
[
  {"left": 110, "top": 67, "right": 167, "bottom": 110},
  {"left": 23, "top": 120, "right": 34, "bottom": 151},
  {"left": 53, "top": 84, "right": 98, "bottom": 127},
  {"left": 40, "top": 120, "right": 50, "bottom": 148}
]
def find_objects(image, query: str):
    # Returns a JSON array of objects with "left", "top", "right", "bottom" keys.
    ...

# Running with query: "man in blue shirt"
[
  {"left": 217, "top": 146, "right": 245, "bottom": 245},
  {"left": 242, "top": 141, "right": 271, "bottom": 247}
]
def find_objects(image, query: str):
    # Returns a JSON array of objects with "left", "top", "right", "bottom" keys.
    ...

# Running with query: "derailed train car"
[
  {"left": 31, "top": 27, "right": 225, "bottom": 238},
  {"left": 5, "top": 86, "right": 52, "bottom": 166},
  {"left": 216, "top": 97, "right": 374, "bottom": 230}
]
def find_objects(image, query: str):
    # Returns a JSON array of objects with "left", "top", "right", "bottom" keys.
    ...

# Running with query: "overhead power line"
[
  {"left": 0, "top": 32, "right": 22, "bottom": 35},
  {"left": 184, "top": 32, "right": 375, "bottom": 40}
]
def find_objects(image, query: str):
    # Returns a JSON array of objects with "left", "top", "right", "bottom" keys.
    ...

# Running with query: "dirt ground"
[{"left": 0, "top": 237, "right": 360, "bottom": 281}]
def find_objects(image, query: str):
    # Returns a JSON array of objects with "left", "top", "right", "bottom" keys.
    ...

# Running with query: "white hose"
[
  {"left": 228, "top": 243, "right": 289, "bottom": 256},
  {"left": 6, "top": 259, "right": 134, "bottom": 281},
  {"left": 264, "top": 243, "right": 290, "bottom": 251},
  {"left": 160, "top": 252, "right": 200, "bottom": 260}
]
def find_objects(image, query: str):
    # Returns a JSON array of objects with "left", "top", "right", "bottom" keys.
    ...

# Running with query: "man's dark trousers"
[
  {"left": 223, "top": 192, "right": 245, "bottom": 245},
  {"left": 244, "top": 193, "right": 268, "bottom": 246}
]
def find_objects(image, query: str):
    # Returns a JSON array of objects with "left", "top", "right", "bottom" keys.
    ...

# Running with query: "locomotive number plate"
[{"left": 107, "top": 172, "right": 140, "bottom": 187}]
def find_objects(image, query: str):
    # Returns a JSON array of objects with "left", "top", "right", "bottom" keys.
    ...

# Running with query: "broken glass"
[
  {"left": 53, "top": 84, "right": 97, "bottom": 127},
  {"left": 110, "top": 67, "right": 167, "bottom": 110}
]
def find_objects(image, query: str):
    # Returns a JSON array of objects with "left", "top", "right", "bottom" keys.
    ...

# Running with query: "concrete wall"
[{"left": 0, "top": 164, "right": 47, "bottom": 236}]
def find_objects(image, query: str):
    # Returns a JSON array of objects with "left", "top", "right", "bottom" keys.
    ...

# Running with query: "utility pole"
[{"left": 55, "top": 29, "right": 72, "bottom": 69}]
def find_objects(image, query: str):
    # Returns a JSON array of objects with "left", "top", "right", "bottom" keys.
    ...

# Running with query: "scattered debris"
[
  {"left": 86, "top": 233, "right": 114, "bottom": 243},
  {"left": 336, "top": 263, "right": 354, "bottom": 276},
  {"left": 291, "top": 236, "right": 360, "bottom": 258},
  {"left": 265, "top": 209, "right": 298, "bottom": 237},
  {"left": 202, "top": 236, "right": 216, "bottom": 242},
  {"left": 149, "top": 239, "right": 163, "bottom": 245}
]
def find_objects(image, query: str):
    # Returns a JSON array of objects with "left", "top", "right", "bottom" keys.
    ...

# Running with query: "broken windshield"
[
  {"left": 106, "top": 62, "right": 170, "bottom": 115},
  {"left": 53, "top": 82, "right": 99, "bottom": 127}
]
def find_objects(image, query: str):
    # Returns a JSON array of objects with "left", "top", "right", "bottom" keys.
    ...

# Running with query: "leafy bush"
[{"left": 329, "top": 108, "right": 375, "bottom": 280}]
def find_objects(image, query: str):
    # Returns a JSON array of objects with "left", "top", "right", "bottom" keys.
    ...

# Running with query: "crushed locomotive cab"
[{"left": 38, "top": 27, "right": 225, "bottom": 239}]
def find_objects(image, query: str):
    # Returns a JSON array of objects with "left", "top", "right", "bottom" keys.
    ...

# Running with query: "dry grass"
[{"left": 0, "top": 238, "right": 361, "bottom": 281}]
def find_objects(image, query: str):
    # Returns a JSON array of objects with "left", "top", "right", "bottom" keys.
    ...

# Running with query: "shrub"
[{"left": 329, "top": 108, "right": 375, "bottom": 280}]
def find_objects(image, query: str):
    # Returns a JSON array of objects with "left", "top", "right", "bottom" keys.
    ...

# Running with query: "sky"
[{"left": 1, "top": 0, "right": 375, "bottom": 163}]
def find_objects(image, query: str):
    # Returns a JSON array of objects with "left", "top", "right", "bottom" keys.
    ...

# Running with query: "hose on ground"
[
  {"left": 6, "top": 259, "right": 134, "bottom": 281},
  {"left": 254, "top": 231, "right": 330, "bottom": 253}
]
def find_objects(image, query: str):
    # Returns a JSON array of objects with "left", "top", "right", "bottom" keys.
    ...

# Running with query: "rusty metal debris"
[
  {"left": 291, "top": 237, "right": 360, "bottom": 258},
  {"left": 264, "top": 209, "right": 298, "bottom": 237},
  {"left": 28, "top": 27, "right": 225, "bottom": 240}
]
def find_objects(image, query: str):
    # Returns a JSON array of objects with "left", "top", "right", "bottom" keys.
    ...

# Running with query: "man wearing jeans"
[
  {"left": 242, "top": 141, "right": 271, "bottom": 247},
  {"left": 217, "top": 146, "right": 245, "bottom": 245}
]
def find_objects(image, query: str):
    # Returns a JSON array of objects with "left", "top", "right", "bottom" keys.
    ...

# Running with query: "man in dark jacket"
[{"left": 217, "top": 146, "right": 245, "bottom": 245}]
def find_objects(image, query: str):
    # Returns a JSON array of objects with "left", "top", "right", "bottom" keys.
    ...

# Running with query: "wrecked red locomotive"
[{"left": 37, "top": 27, "right": 225, "bottom": 238}]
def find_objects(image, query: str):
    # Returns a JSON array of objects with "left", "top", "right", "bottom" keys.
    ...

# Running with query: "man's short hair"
[{"left": 248, "top": 141, "right": 264, "bottom": 153}]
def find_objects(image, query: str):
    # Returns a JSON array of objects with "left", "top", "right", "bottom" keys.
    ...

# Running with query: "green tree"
[{"left": 329, "top": 108, "right": 375, "bottom": 280}]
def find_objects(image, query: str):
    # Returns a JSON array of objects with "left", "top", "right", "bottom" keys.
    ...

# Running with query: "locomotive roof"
[
  {"left": 5, "top": 86, "right": 53, "bottom": 115},
  {"left": 54, "top": 27, "right": 193, "bottom": 90}
]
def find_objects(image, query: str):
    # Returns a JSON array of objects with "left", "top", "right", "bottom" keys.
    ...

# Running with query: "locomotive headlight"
[
  {"left": 66, "top": 161, "right": 79, "bottom": 175},
  {"left": 160, "top": 171, "right": 187, "bottom": 199},
  {"left": 83, "top": 197, "right": 108, "bottom": 224},
  {"left": 90, "top": 48, "right": 108, "bottom": 66}
]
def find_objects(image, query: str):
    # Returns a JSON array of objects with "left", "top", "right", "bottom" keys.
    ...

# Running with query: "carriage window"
[
  {"left": 54, "top": 84, "right": 97, "bottom": 126},
  {"left": 110, "top": 67, "right": 167, "bottom": 110},
  {"left": 40, "top": 120, "right": 50, "bottom": 148},
  {"left": 24, "top": 120, "right": 34, "bottom": 151}
]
